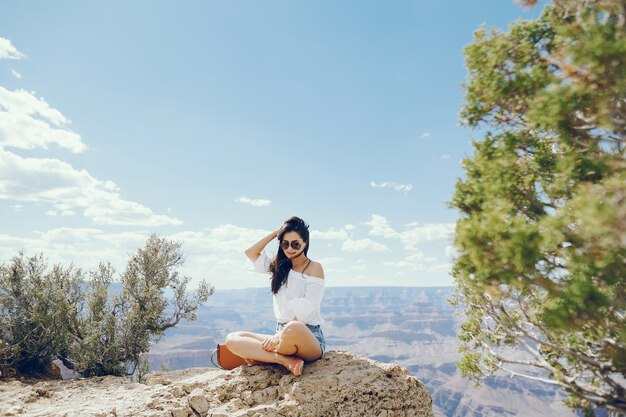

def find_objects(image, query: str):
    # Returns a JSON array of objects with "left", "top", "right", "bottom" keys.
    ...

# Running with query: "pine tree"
[{"left": 451, "top": 0, "right": 626, "bottom": 414}]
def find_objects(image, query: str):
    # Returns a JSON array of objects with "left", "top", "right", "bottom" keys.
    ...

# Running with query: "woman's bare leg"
[
  {"left": 224, "top": 331, "right": 293, "bottom": 367},
  {"left": 274, "top": 321, "right": 322, "bottom": 362}
]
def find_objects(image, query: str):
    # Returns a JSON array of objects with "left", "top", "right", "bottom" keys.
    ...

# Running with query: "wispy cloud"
[
  {"left": 383, "top": 249, "right": 446, "bottom": 274},
  {"left": 311, "top": 227, "right": 350, "bottom": 240},
  {"left": 353, "top": 259, "right": 367, "bottom": 270},
  {"left": 419, "top": 131, "right": 431, "bottom": 139},
  {"left": 10, "top": 69, "right": 22, "bottom": 79},
  {"left": 172, "top": 224, "right": 270, "bottom": 255},
  {"left": 367, "top": 214, "right": 454, "bottom": 248},
  {"left": 0, "top": 218, "right": 452, "bottom": 289},
  {"left": 365, "top": 214, "right": 455, "bottom": 274},
  {"left": 384, "top": 259, "right": 450, "bottom": 274},
  {"left": 0, "top": 224, "right": 261, "bottom": 272},
  {"left": 316, "top": 256, "right": 344, "bottom": 266},
  {"left": 46, "top": 209, "right": 77, "bottom": 217},
  {"left": 0, "top": 228, "right": 148, "bottom": 277},
  {"left": 0, "top": 38, "right": 26, "bottom": 61},
  {"left": 235, "top": 196, "right": 271, "bottom": 207},
  {"left": 341, "top": 238, "right": 389, "bottom": 253},
  {"left": 0, "top": 149, "right": 182, "bottom": 226},
  {"left": 370, "top": 181, "right": 412, "bottom": 193},
  {"left": 366, "top": 214, "right": 401, "bottom": 238},
  {"left": 0, "top": 224, "right": 271, "bottom": 289}
]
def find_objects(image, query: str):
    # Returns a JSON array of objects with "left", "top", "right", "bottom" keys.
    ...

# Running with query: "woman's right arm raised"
[{"left": 245, "top": 228, "right": 280, "bottom": 262}]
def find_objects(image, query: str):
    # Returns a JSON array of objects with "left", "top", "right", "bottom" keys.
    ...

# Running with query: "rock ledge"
[{"left": 0, "top": 350, "right": 434, "bottom": 417}]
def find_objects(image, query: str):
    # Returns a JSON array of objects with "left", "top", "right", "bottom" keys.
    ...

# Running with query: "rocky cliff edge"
[{"left": 0, "top": 350, "right": 434, "bottom": 417}]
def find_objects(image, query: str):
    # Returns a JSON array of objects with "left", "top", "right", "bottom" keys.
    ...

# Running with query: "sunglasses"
[{"left": 281, "top": 240, "right": 304, "bottom": 250}]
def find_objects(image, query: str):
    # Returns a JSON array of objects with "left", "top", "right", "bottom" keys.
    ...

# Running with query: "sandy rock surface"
[{"left": 0, "top": 350, "right": 434, "bottom": 417}]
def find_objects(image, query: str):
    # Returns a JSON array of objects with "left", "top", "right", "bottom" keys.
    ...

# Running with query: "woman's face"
[{"left": 281, "top": 231, "right": 307, "bottom": 258}]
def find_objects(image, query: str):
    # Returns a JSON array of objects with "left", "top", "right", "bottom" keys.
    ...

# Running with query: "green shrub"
[{"left": 0, "top": 234, "right": 214, "bottom": 378}]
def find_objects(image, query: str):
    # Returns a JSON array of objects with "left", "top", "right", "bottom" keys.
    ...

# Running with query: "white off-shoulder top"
[{"left": 250, "top": 251, "right": 325, "bottom": 326}]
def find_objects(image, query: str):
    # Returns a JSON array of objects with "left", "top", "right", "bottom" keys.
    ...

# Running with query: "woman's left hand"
[{"left": 261, "top": 336, "right": 280, "bottom": 352}]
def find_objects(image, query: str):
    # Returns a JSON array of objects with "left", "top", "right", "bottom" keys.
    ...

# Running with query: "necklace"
[{"left": 293, "top": 258, "right": 312, "bottom": 277}]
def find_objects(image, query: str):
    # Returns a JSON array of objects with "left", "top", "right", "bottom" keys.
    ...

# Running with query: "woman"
[{"left": 224, "top": 216, "right": 326, "bottom": 377}]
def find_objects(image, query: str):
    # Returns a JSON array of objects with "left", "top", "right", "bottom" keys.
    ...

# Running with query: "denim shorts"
[{"left": 276, "top": 321, "right": 326, "bottom": 358}]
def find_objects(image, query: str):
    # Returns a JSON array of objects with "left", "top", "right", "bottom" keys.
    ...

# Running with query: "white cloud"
[
  {"left": 367, "top": 214, "right": 454, "bottom": 246},
  {"left": 0, "top": 149, "right": 182, "bottom": 226},
  {"left": 0, "top": 38, "right": 25, "bottom": 61},
  {"left": 344, "top": 224, "right": 355, "bottom": 230},
  {"left": 0, "top": 220, "right": 453, "bottom": 289},
  {"left": 46, "top": 209, "right": 77, "bottom": 217},
  {"left": 316, "top": 257, "right": 343, "bottom": 266},
  {"left": 366, "top": 214, "right": 401, "bottom": 238},
  {"left": 205, "top": 224, "right": 269, "bottom": 252},
  {"left": 384, "top": 259, "right": 450, "bottom": 274},
  {"left": 171, "top": 224, "right": 270, "bottom": 256},
  {"left": 0, "top": 87, "right": 85, "bottom": 153},
  {"left": 365, "top": 214, "right": 455, "bottom": 275},
  {"left": 370, "top": 181, "right": 412, "bottom": 193},
  {"left": 341, "top": 238, "right": 389, "bottom": 253},
  {"left": 235, "top": 196, "right": 271, "bottom": 207},
  {"left": 0, "top": 225, "right": 269, "bottom": 290},
  {"left": 0, "top": 83, "right": 180, "bottom": 227},
  {"left": 0, "top": 228, "right": 148, "bottom": 278},
  {"left": 169, "top": 225, "right": 282, "bottom": 288},
  {"left": 419, "top": 131, "right": 431, "bottom": 139},
  {"left": 384, "top": 248, "right": 451, "bottom": 274},
  {"left": 353, "top": 259, "right": 367, "bottom": 270},
  {"left": 311, "top": 227, "right": 349, "bottom": 240},
  {"left": 399, "top": 223, "right": 455, "bottom": 251},
  {"left": 10, "top": 69, "right": 22, "bottom": 79}
]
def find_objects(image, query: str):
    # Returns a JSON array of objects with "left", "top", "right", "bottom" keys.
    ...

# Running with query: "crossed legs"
[{"left": 224, "top": 321, "right": 323, "bottom": 373}]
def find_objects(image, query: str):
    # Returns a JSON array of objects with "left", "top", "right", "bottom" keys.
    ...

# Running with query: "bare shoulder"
[{"left": 307, "top": 261, "right": 325, "bottom": 279}]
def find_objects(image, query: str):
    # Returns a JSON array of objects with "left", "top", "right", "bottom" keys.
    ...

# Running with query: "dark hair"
[{"left": 270, "top": 216, "right": 310, "bottom": 294}]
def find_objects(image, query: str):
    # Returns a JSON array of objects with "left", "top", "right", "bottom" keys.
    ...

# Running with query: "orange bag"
[{"left": 210, "top": 344, "right": 248, "bottom": 370}]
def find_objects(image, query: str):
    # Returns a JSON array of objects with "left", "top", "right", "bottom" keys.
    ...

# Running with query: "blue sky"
[{"left": 0, "top": 1, "right": 545, "bottom": 289}]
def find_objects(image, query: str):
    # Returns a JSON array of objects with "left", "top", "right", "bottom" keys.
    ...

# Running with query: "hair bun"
[{"left": 284, "top": 216, "right": 308, "bottom": 228}]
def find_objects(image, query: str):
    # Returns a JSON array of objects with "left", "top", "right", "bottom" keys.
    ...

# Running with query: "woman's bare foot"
[{"left": 286, "top": 357, "right": 304, "bottom": 376}]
